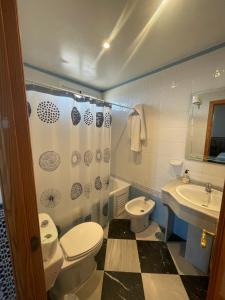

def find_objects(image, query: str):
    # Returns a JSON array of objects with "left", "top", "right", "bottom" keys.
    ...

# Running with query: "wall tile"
[{"left": 105, "top": 48, "right": 225, "bottom": 191}]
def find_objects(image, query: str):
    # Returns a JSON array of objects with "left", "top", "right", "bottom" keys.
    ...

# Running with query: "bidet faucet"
[{"left": 205, "top": 183, "right": 212, "bottom": 193}]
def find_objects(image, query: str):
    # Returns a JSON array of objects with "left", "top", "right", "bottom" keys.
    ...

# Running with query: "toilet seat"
[{"left": 60, "top": 222, "right": 103, "bottom": 261}]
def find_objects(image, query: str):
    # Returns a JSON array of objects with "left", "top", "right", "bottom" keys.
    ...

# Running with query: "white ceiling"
[{"left": 17, "top": 0, "right": 225, "bottom": 91}]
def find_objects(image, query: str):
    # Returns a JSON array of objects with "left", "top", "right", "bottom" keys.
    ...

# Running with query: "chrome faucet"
[
  {"left": 203, "top": 183, "right": 212, "bottom": 207},
  {"left": 205, "top": 183, "right": 212, "bottom": 193}
]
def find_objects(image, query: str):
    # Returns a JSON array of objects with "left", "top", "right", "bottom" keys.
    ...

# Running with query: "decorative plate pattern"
[
  {"left": 95, "top": 176, "right": 102, "bottom": 190},
  {"left": 103, "top": 148, "right": 111, "bottom": 163},
  {"left": 71, "top": 182, "right": 83, "bottom": 200},
  {"left": 71, "top": 151, "right": 81, "bottom": 167},
  {"left": 27, "top": 101, "right": 31, "bottom": 117},
  {"left": 104, "top": 112, "right": 112, "bottom": 128},
  {"left": 96, "top": 112, "right": 104, "bottom": 128},
  {"left": 84, "top": 150, "right": 93, "bottom": 166},
  {"left": 96, "top": 149, "right": 102, "bottom": 162},
  {"left": 84, "top": 109, "right": 94, "bottom": 126},
  {"left": 84, "top": 183, "right": 92, "bottom": 198},
  {"left": 37, "top": 101, "right": 60, "bottom": 123},
  {"left": 71, "top": 107, "right": 81, "bottom": 125},
  {"left": 40, "top": 189, "right": 61, "bottom": 208},
  {"left": 39, "top": 151, "right": 61, "bottom": 171}
]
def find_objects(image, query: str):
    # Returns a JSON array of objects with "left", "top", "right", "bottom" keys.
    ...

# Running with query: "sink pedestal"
[
  {"left": 163, "top": 204, "right": 213, "bottom": 273},
  {"left": 161, "top": 180, "right": 220, "bottom": 274},
  {"left": 185, "top": 224, "right": 214, "bottom": 273}
]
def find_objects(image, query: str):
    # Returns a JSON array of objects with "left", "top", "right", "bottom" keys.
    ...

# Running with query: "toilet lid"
[{"left": 60, "top": 222, "right": 103, "bottom": 260}]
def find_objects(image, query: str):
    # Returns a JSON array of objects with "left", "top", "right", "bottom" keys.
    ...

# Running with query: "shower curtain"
[{"left": 27, "top": 84, "right": 111, "bottom": 233}]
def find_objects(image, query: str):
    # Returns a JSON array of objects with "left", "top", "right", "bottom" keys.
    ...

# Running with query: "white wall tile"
[{"left": 105, "top": 48, "right": 225, "bottom": 191}]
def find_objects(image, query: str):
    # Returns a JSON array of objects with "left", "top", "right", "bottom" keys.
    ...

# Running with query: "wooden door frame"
[
  {"left": 204, "top": 99, "right": 225, "bottom": 161},
  {"left": 0, "top": 0, "right": 46, "bottom": 299},
  {"left": 207, "top": 181, "right": 225, "bottom": 299}
]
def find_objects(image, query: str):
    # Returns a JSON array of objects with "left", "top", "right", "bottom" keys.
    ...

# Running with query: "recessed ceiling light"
[{"left": 103, "top": 42, "right": 110, "bottom": 49}]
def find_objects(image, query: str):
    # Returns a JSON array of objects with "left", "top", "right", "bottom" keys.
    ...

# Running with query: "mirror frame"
[{"left": 204, "top": 99, "right": 225, "bottom": 162}]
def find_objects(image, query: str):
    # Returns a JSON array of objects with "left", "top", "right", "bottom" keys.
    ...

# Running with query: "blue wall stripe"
[
  {"left": 102, "top": 41, "right": 225, "bottom": 92},
  {"left": 24, "top": 62, "right": 102, "bottom": 93},
  {"left": 24, "top": 41, "right": 225, "bottom": 93}
]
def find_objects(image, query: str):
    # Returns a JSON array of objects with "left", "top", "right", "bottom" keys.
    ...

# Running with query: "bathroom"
[{"left": 1, "top": 0, "right": 225, "bottom": 299}]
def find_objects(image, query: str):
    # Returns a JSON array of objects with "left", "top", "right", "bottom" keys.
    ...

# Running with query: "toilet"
[
  {"left": 125, "top": 196, "right": 155, "bottom": 233},
  {"left": 38, "top": 213, "right": 103, "bottom": 296}
]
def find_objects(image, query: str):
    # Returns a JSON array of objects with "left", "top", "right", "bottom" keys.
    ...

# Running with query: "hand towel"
[{"left": 128, "top": 104, "right": 146, "bottom": 152}]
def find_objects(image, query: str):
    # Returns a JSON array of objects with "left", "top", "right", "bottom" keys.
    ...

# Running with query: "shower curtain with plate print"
[{"left": 27, "top": 85, "right": 111, "bottom": 234}]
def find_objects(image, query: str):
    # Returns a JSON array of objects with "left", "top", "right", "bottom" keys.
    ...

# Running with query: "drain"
[{"left": 140, "top": 209, "right": 144, "bottom": 212}]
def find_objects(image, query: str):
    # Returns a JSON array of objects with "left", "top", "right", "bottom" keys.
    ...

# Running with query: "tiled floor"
[{"left": 77, "top": 218, "right": 209, "bottom": 300}]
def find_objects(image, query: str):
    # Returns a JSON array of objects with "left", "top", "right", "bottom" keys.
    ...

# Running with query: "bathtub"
[{"left": 109, "top": 177, "right": 131, "bottom": 217}]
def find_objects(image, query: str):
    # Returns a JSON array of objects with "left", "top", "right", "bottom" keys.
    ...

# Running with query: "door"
[
  {"left": 207, "top": 182, "right": 225, "bottom": 299},
  {"left": 0, "top": 0, "right": 46, "bottom": 299}
]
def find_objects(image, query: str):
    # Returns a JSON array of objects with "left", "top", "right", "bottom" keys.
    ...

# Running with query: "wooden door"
[
  {"left": 207, "top": 182, "right": 225, "bottom": 299},
  {"left": 0, "top": 0, "right": 46, "bottom": 299}
]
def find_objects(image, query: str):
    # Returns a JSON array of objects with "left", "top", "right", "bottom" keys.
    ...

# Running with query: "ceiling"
[{"left": 17, "top": 0, "right": 225, "bottom": 91}]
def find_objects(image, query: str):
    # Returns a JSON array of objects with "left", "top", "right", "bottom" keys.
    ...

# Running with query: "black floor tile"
[
  {"left": 95, "top": 239, "right": 107, "bottom": 270},
  {"left": 101, "top": 271, "right": 145, "bottom": 300},
  {"left": 108, "top": 219, "right": 135, "bottom": 240},
  {"left": 181, "top": 275, "right": 209, "bottom": 300},
  {"left": 137, "top": 241, "right": 178, "bottom": 274}
]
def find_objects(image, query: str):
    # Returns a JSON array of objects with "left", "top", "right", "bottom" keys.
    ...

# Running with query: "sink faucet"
[
  {"left": 205, "top": 183, "right": 212, "bottom": 193},
  {"left": 204, "top": 183, "right": 212, "bottom": 207}
]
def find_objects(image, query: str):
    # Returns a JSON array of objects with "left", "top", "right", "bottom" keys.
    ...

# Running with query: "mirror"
[{"left": 186, "top": 88, "right": 225, "bottom": 164}]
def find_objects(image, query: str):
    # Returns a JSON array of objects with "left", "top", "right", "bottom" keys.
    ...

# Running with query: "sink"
[{"left": 176, "top": 184, "right": 222, "bottom": 212}]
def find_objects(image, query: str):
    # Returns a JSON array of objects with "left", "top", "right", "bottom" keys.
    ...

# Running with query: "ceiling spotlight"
[{"left": 103, "top": 42, "right": 110, "bottom": 49}]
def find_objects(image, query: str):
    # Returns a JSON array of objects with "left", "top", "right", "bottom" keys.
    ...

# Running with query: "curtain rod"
[{"left": 25, "top": 80, "right": 133, "bottom": 111}]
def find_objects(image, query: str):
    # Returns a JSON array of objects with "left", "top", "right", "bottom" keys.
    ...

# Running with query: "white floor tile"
[
  {"left": 135, "top": 221, "right": 162, "bottom": 241},
  {"left": 105, "top": 239, "right": 141, "bottom": 273},
  {"left": 142, "top": 273, "right": 189, "bottom": 300},
  {"left": 167, "top": 242, "right": 206, "bottom": 276},
  {"left": 76, "top": 270, "right": 104, "bottom": 300}
]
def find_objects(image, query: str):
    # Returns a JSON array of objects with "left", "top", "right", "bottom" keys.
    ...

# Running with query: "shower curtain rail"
[{"left": 25, "top": 80, "right": 134, "bottom": 111}]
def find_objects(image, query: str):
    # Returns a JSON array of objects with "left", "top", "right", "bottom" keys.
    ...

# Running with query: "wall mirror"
[{"left": 186, "top": 88, "right": 225, "bottom": 164}]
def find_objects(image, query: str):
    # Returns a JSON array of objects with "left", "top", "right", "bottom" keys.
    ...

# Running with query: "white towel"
[{"left": 128, "top": 104, "right": 146, "bottom": 152}]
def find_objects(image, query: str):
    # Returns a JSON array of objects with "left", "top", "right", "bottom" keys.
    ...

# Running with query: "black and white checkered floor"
[{"left": 75, "top": 218, "right": 209, "bottom": 300}]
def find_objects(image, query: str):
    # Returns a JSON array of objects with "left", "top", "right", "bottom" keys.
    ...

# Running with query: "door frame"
[
  {"left": 0, "top": 0, "right": 46, "bottom": 299},
  {"left": 207, "top": 182, "right": 225, "bottom": 299}
]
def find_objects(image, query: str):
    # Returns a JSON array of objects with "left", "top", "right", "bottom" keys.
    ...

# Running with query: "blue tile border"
[
  {"left": 24, "top": 62, "right": 102, "bottom": 93},
  {"left": 103, "top": 41, "right": 225, "bottom": 92},
  {"left": 24, "top": 41, "right": 225, "bottom": 93}
]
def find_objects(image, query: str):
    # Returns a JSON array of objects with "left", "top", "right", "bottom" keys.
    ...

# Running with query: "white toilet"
[
  {"left": 125, "top": 196, "right": 155, "bottom": 233},
  {"left": 38, "top": 213, "right": 103, "bottom": 295}
]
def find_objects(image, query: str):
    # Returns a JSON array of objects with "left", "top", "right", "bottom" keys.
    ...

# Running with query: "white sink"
[{"left": 176, "top": 184, "right": 222, "bottom": 212}]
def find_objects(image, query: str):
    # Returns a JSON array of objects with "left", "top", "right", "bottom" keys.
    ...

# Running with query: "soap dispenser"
[{"left": 182, "top": 169, "right": 190, "bottom": 184}]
